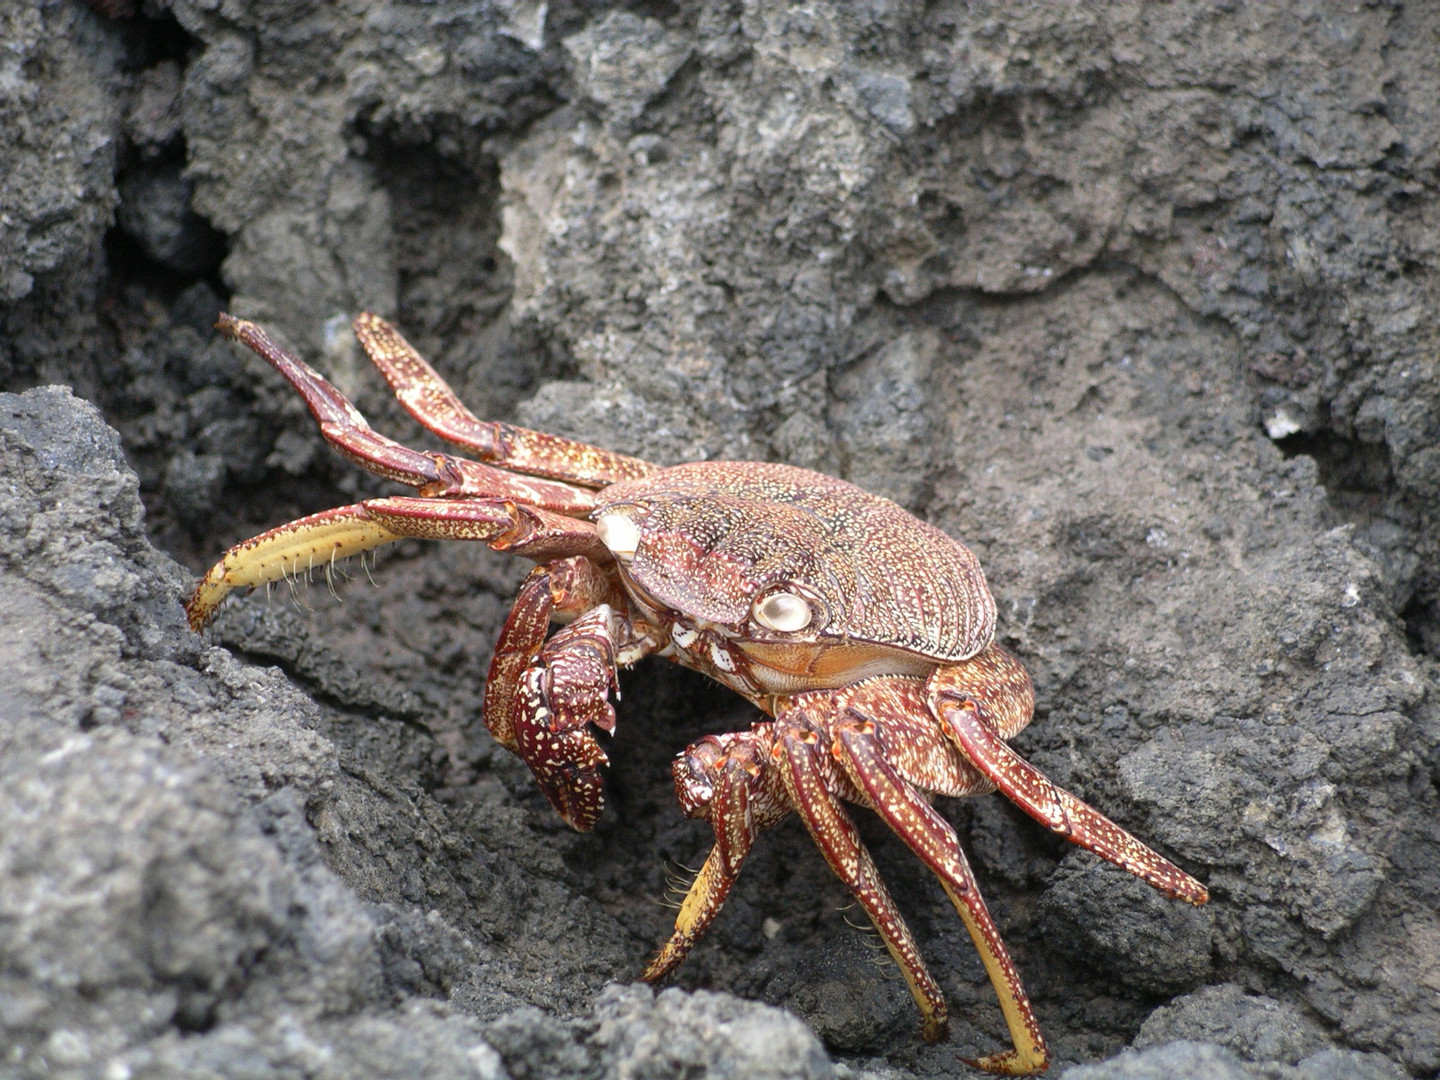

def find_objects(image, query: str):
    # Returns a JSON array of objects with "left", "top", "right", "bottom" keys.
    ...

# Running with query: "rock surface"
[{"left": 2, "top": 2, "right": 1437, "bottom": 1078}]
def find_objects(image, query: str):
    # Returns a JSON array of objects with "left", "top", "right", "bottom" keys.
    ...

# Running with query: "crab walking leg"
[
  {"left": 187, "top": 505, "right": 404, "bottom": 631},
  {"left": 831, "top": 679, "right": 996, "bottom": 798},
  {"left": 928, "top": 644, "right": 1038, "bottom": 740},
  {"left": 832, "top": 718, "right": 1048, "bottom": 1076},
  {"left": 187, "top": 496, "right": 609, "bottom": 631},
  {"left": 774, "top": 727, "right": 951, "bottom": 1044},
  {"left": 352, "top": 313, "right": 656, "bottom": 487},
  {"left": 366, "top": 497, "right": 612, "bottom": 562},
  {"left": 215, "top": 314, "right": 597, "bottom": 515},
  {"left": 643, "top": 730, "right": 790, "bottom": 982},
  {"left": 928, "top": 657, "right": 1209, "bottom": 905}
]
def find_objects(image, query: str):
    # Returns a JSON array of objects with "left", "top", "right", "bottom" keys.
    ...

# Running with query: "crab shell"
[{"left": 594, "top": 461, "right": 998, "bottom": 699}]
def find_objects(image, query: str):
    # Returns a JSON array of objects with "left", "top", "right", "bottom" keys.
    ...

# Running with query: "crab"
[{"left": 187, "top": 313, "right": 1208, "bottom": 1076}]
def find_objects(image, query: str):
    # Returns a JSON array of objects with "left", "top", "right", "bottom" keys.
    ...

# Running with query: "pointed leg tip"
[
  {"left": 185, "top": 571, "right": 230, "bottom": 633},
  {"left": 184, "top": 600, "right": 210, "bottom": 634},
  {"left": 960, "top": 1039, "right": 1051, "bottom": 1077},
  {"left": 639, "top": 942, "right": 684, "bottom": 984},
  {"left": 1150, "top": 866, "right": 1208, "bottom": 905}
]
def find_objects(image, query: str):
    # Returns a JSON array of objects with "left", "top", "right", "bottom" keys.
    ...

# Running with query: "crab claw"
[
  {"left": 503, "top": 608, "right": 624, "bottom": 832},
  {"left": 671, "top": 734, "right": 727, "bottom": 820},
  {"left": 511, "top": 663, "right": 611, "bottom": 831}
]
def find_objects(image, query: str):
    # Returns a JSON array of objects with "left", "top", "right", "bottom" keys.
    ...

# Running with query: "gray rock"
[
  {"left": 1038, "top": 856, "right": 1214, "bottom": 996},
  {"left": 3, "top": 3, "right": 1439, "bottom": 1078},
  {"left": 1059, "top": 1041, "right": 1254, "bottom": 1080},
  {"left": 0, "top": 3, "right": 121, "bottom": 302},
  {"left": 1135, "top": 984, "right": 1328, "bottom": 1065},
  {"left": 486, "top": 985, "right": 834, "bottom": 1080},
  {"left": 117, "top": 165, "right": 226, "bottom": 276},
  {"left": 1293, "top": 1049, "right": 1408, "bottom": 1080},
  {"left": 563, "top": 12, "right": 692, "bottom": 124}
]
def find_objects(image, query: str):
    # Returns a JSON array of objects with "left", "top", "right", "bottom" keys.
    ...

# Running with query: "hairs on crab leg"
[
  {"left": 191, "top": 316, "right": 612, "bottom": 628},
  {"left": 641, "top": 731, "right": 789, "bottom": 982},
  {"left": 186, "top": 496, "right": 609, "bottom": 631},
  {"left": 655, "top": 858, "right": 709, "bottom": 913}
]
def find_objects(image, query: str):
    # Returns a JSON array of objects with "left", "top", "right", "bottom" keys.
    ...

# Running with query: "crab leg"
[
  {"left": 929, "top": 644, "right": 1038, "bottom": 740},
  {"left": 642, "top": 729, "right": 789, "bottom": 981},
  {"left": 187, "top": 496, "right": 606, "bottom": 631},
  {"left": 928, "top": 655, "right": 1208, "bottom": 905},
  {"left": 351, "top": 313, "right": 655, "bottom": 487},
  {"left": 187, "top": 504, "right": 402, "bottom": 630},
  {"left": 216, "top": 314, "right": 597, "bottom": 515},
  {"left": 834, "top": 679, "right": 995, "bottom": 798},
  {"left": 367, "top": 497, "right": 610, "bottom": 561},
  {"left": 830, "top": 697, "right": 1048, "bottom": 1075},
  {"left": 774, "top": 723, "right": 951, "bottom": 1044},
  {"left": 643, "top": 845, "right": 740, "bottom": 982}
]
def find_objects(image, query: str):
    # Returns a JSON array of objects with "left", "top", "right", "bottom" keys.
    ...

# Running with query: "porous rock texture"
[{"left": 2, "top": 2, "right": 1438, "bottom": 1078}]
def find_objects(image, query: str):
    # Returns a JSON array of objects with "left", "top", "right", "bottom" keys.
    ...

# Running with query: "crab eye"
[
  {"left": 596, "top": 512, "right": 640, "bottom": 562},
  {"left": 752, "top": 590, "right": 812, "bottom": 633}
]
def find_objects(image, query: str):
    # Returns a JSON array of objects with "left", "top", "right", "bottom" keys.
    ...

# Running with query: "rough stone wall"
[{"left": 1, "top": 2, "right": 1436, "bottom": 1078}]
